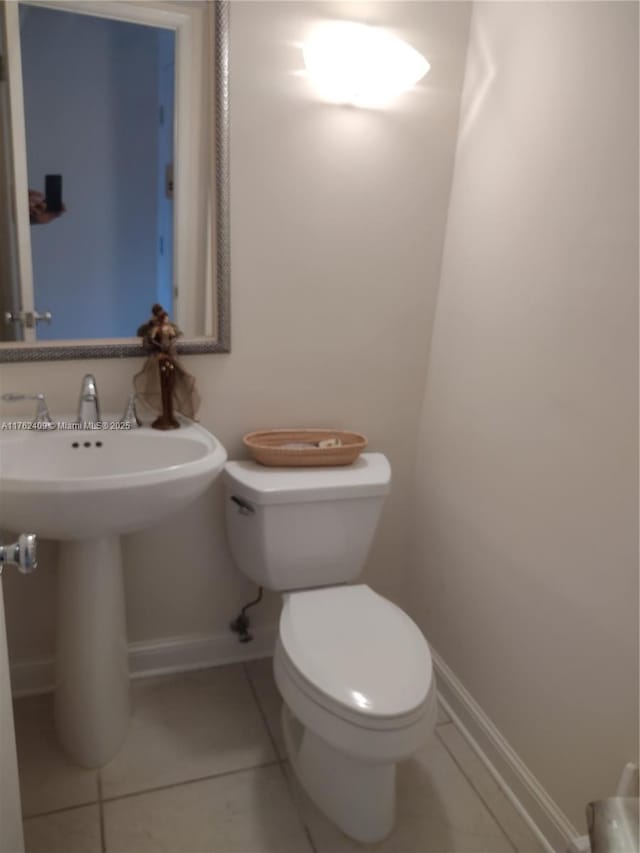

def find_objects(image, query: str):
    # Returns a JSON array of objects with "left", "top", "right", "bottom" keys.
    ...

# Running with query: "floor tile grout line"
[
  {"left": 101, "top": 759, "right": 282, "bottom": 806},
  {"left": 302, "top": 823, "right": 319, "bottom": 853},
  {"left": 23, "top": 759, "right": 282, "bottom": 820},
  {"left": 243, "top": 660, "right": 282, "bottom": 761},
  {"left": 243, "top": 663, "right": 317, "bottom": 853},
  {"left": 277, "top": 760, "right": 319, "bottom": 853},
  {"left": 23, "top": 798, "right": 100, "bottom": 822},
  {"left": 97, "top": 770, "right": 107, "bottom": 853},
  {"left": 435, "top": 725, "right": 520, "bottom": 853}
]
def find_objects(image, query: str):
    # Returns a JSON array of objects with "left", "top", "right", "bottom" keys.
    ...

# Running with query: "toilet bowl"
[
  {"left": 275, "top": 584, "right": 437, "bottom": 842},
  {"left": 224, "top": 454, "right": 436, "bottom": 842}
]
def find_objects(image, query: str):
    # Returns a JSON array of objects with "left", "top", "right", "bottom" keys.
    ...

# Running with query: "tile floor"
[{"left": 14, "top": 659, "right": 546, "bottom": 853}]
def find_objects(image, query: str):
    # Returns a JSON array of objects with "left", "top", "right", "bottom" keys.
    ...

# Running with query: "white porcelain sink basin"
[
  {"left": 0, "top": 420, "right": 227, "bottom": 539},
  {"left": 0, "top": 417, "right": 226, "bottom": 770}
]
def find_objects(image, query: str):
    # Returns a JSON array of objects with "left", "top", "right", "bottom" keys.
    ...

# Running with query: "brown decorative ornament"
[
  {"left": 155, "top": 355, "right": 180, "bottom": 430},
  {"left": 134, "top": 304, "right": 200, "bottom": 429}
]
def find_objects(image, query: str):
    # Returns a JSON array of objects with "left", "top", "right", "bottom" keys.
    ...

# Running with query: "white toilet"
[{"left": 224, "top": 453, "right": 437, "bottom": 843}]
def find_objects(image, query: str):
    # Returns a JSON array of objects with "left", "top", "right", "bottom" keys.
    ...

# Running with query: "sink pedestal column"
[{"left": 55, "top": 537, "right": 130, "bottom": 768}]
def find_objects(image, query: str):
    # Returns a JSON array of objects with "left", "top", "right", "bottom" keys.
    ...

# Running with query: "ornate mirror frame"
[{"left": 0, "top": 0, "right": 229, "bottom": 363}]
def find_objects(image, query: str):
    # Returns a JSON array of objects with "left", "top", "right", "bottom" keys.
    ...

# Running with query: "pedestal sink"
[{"left": 0, "top": 419, "right": 227, "bottom": 767}]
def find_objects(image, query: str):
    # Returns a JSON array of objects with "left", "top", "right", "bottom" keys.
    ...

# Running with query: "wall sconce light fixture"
[{"left": 303, "top": 21, "right": 430, "bottom": 108}]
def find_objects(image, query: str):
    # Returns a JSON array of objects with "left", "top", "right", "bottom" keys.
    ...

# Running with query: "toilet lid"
[{"left": 279, "top": 585, "right": 432, "bottom": 719}]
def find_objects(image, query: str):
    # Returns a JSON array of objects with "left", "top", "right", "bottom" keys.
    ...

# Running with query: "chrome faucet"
[{"left": 78, "top": 374, "right": 100, "bottom": 426}]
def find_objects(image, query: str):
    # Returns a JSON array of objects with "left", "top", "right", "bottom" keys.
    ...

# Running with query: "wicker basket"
[{"left": 243, "top": 429, "right": 368, "bottom": 467}]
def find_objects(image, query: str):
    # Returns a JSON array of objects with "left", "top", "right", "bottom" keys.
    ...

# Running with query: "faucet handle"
[
  {"left": 121, "top": 392, "right": 140, "bottom": 429},
  {"left": 1, "top": 392, "right": 55, "bottom": 428},
  {"left": 0, "top": 533, "right": 37, "bottom": 575},
  {"left": 34, "top": 394, "right": 54, "bottom": 426}
]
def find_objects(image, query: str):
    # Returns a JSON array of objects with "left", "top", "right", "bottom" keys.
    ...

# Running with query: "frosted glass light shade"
[{"left": 303, "top": 21, "right": 430, "bottom": 108}]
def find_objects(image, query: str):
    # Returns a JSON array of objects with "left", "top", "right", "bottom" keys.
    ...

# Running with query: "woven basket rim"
[{"left": 243, "top": 428, "right": 367, "bottom": 448}]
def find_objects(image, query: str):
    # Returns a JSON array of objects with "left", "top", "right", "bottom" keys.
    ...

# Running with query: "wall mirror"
[{"left": 0, "top": 0, "right": 229, "bottom": 362}]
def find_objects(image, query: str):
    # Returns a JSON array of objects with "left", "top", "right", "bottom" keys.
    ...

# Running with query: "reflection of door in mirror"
[
  {"left": 0, "top": 0, "right": 212, "bottom": 346},
  {"left": 156, "top": 31, "right": 175, "bottom": 316},
  {"left": 0, "top": 11, "right": 22, "bottom": 343},
  {"left": 20, "top": 5, "right": 175, "bottom": 341}
]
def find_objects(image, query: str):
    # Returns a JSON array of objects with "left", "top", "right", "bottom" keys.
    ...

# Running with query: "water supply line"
[{"left": 230, "top": 587, "right": 264, "bottom": 643}]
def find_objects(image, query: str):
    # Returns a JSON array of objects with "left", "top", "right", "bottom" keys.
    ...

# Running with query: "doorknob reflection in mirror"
[{"left": 4, "top": 310, "right": 52, "bottom": 328}]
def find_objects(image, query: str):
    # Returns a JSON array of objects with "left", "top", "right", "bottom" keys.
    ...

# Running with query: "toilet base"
[{"left": 281, "top": 704, "right": 395, "bottom": 843}]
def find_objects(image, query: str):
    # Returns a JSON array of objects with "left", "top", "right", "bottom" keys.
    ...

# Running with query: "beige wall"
[
  {"left": 0, "top": 2, "right": 471, "bottom": 664},
  {"left": 407, "top": 1, "right": 638, "bottom": 830}
]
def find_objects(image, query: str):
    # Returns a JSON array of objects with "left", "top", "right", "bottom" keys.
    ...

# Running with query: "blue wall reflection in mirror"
[{"left": 20, "top": 4, "right": 175, "bottom": 340}]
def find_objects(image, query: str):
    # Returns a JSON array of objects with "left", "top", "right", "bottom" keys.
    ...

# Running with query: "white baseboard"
[
  {"left": 10, "top": 657, "right": 53, "bottom": 698},
  {"left": 10, "top": 624, "right": 278, "bottom": 698},
  {"left": 432, "top": 648, "right": 579, "bottom": 853}
]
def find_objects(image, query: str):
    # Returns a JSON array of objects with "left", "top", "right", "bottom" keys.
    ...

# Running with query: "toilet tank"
[{"left": 224, "top": 453, "right": 391, "bottom": 591}]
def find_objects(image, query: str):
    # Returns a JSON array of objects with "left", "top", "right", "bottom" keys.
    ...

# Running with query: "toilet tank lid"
[{"left": 224, "top": 452, "right": 390, "bottom": 505}]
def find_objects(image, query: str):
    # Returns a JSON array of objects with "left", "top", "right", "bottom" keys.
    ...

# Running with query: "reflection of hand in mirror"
[{"left": 28, "top": 190, "right": 66, "bottom": 225}]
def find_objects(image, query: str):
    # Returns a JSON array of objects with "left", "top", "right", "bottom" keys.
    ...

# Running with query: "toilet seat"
[{"left": 278, "top": 584, "right": 433, "bottom": 729}]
